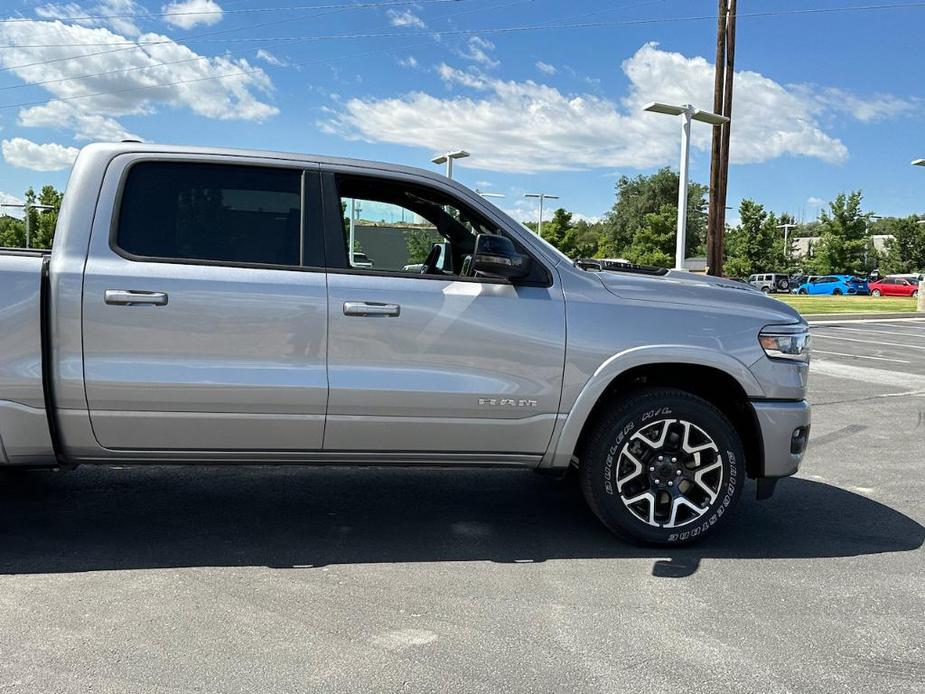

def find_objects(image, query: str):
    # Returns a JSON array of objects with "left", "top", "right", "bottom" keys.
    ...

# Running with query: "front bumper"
[{"left": 751, "top": 399, "right": 811, "bottom": 479}]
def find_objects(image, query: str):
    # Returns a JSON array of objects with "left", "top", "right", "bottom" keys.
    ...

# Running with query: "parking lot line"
[
  {"left": 808, "top": 317, "right": 925, "bottom": 326},
  {"left": 811, "top": 334, "right": 925, "bottom": 350},
  {"left": 812, "top": 349, "right": 910, "bottom": 364},
  {"left": 812, "top": 359, "right": 925, "bottom": 388},
  {"left": 821, "top": 325, "right": 925, "bottom": 337}
]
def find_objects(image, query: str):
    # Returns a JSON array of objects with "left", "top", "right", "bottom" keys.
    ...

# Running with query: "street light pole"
[
  {"left": 1, "top": 202, "right": 56, "bottom": 249},
  {"left": 524, "top": 193, "right": 559, "bottom": 237},
  {"left": 475, "top": 189, "right": 505, "bottom": 199},
  {"left": 777, "top": 223, "right": 797, "bottom": 264},
  {"left": 644, "top": 102, "right": 729, "bottom": 270},
  {"left": 431, "top": 150, "right": 470, "bottom": 179}
]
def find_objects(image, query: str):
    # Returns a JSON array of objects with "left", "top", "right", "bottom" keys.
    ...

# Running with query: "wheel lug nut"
[
  {"left": 671, "top": 457, "right": 677, "bottom": 463},
  {"left": 654, "top": 479, "right": 660, "bottom": 484},
  {"left": 649, "top": 466, "right": 655, "bottom": 472},
  {"left": 676, "top": 470, "right": 682, "bottom": 476},
  {"left": 668, "top": 481, "right": 673, "bottom": 486},
  {"left": 657, "top": 456, "right": 664, "bottom": 461}
]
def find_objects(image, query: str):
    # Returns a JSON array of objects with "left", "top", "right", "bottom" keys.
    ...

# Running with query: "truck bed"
[{"left": 0, "top": 249, "right": 55, "bottom": 465}]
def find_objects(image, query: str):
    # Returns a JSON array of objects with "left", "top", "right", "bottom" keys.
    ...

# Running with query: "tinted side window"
[{"left": 116, "top": 162, "right": 303, "bottom": 266}]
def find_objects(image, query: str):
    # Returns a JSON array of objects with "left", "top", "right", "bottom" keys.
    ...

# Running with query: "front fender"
[{"left": 541, "top": 345, "right": 764, "bottom": 469}]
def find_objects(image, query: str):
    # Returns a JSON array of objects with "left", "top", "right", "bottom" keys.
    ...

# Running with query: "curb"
[{"left": 804, "top": 312, "right": 924, "bottom": 323}]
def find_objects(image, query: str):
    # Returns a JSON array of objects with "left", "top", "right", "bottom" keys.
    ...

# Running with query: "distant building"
[{"left": 791, "top": 235, "right": 893, "bottom": 259}]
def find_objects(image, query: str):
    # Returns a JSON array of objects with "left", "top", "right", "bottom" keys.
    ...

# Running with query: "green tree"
[
  {"left": 723, "top": 199, "right": 779, "bottom": 276},
  {"left": 599, "top": 167, "right": 708, "bottom": 263},
  {"left": 559, "top": 219, "right": 604, "bottom": 259},
  {"left": 624, "top": 206, "right": 677, "bottom": 267},
  {"left": 0, "top": 214, "right": 25, "bottom": 248},
  {"left": 880, "top": 215, "right": 925, "bottom": 274},
  {"left": 539, "top": 208, "right": 573, "bottom": 248},
  {"left": 809, "top": 191, "right": 870, "bottom": 275}
]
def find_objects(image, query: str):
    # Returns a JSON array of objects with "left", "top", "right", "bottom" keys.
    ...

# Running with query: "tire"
[
  {"left": 760, "top": 286, "right": 770, "bottom": 293},
  {"left": 913, "top": 290, "right": 919, "bottom": 299},
  {"left": 872, "top": 289, "right": 881, "bottom": 297},
  {"left": 578, "top": 388, "right": 745, "bottom": 545},
  {"left": 798, "top": 289, "right": 807, "bottom": 295},
  {"left": 833, "top": 288, "right": 842, "bottom": 296},
  {"left": 778, "top": 279, "right": 790, "bottom": 291}
]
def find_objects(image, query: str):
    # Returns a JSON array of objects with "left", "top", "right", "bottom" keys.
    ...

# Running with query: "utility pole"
[
  {"left": 524, "top": 193, "right": 559, "bottom": 237},
  {"left": 706, "top": 0, "right": 737, "bottom": 276}
]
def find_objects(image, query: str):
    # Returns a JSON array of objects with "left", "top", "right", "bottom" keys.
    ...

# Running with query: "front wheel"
[
  {"left": 833, "top": 288, "right": 843, "bottom": 296},
  {"left": 872, "top": 289, "right": 881, "bottom": 297},
  {"left": 579, "top": 388, "right": 745, "bottom": 545},
  {"left": 798, "top": 288, "right": 808, "bottom": 295},
  {"left": 913, "top": 290, "right": 919, "bottom": 299}
]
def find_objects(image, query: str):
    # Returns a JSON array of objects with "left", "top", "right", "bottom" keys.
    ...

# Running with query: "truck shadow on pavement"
[{"left": 0, "top": 466, "right": 921, "bottom": 577}]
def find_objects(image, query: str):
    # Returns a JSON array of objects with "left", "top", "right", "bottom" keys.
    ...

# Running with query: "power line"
[
  {"left": 3, "top": 2, "right": 924, "bottom": 48},
  {"left": 0, "top": 0, "right": 465, "bottom": 24},
  {"left": 0, "top": 0, "right": 458, "bottom": 74},
  {"left": 0, "top": 0, "right": 662, "bottom": 93},
  {"left": 2, "top": 1, "right": 923, "bottom": 111}
]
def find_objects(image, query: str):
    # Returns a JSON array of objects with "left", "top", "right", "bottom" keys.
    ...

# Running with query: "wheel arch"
[{"left": 545, "top": 349, "right": 765, "bottom": 479}]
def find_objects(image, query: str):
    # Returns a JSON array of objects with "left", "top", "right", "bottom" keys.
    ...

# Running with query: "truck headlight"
[{"left": 759, "top": 326, "right": 811, "bottom": 362}]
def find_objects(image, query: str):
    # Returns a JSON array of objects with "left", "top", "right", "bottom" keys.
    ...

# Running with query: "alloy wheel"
[{"left": 613, "top": 418, "right": 724, "bottom": 529}]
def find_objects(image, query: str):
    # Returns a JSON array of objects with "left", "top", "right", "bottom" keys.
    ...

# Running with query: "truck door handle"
[
  {"left": 104, "top": 289, "right": 168, "bottom": 307},
  {"left": 343, "top": 301, "right": 400, "bottom": 317}
]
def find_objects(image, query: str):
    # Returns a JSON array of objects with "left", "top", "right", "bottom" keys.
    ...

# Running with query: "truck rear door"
[{"left": 81, "top": 156, "right": 328, "bottom": 455}]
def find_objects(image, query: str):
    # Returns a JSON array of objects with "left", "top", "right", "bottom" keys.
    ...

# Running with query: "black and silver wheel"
[
  {"left": 833, "top": 288, "right": 842, "bottom": 295},
  {"left": 798, "top": 288, "right": 807, "bottom": 295},
  {"left": 871, "top": 289, "right": 881, "bottom": 297},
  {"left": 760, "top": 286, "right": 770, "bottom": 293},
  {"left": 579, "top": 388, "right": 744, "bottom": 545}
]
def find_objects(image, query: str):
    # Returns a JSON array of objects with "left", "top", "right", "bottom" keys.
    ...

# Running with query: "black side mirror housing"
[{"left": 471, "top": 234, "right": 530, "bottom": 280}]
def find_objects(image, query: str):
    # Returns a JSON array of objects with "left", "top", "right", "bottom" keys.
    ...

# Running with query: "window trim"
[
  {"left": 319, "top": 169, "right": 553, "bottom": 287},
  {"left": 108, "top": 159, "right": 326, "bottom": 272}
]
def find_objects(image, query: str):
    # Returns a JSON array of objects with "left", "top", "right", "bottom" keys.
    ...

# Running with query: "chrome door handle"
[
  {"left": 343, "top": 301, "right": 400, "bottom": 317},
  {"left": 104, "top": 289, "right": 168, "bottom": 306}
]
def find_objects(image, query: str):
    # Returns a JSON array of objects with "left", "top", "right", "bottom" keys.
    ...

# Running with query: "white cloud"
[
  {"left": 535, "top": 61, "right": 557, "bottom": 75},
  {"left": 0, "top": 191, "right": 24, "bottom": 208},
  {"left": 806, "top": 196, "right": 826, "bottom": 206},
  {"left": 2, "top": 138, "right": 80, "bottom": 171},
  {"left": 19, "top": 101, "right": 142, "bottom": 141},
  {"left": 387, "top": 9, "right": 425, "bottom": 28},
  {"left": 161, "top": 0, "right": 223, "bottom": 30},
  {"left": 398, "top": 55, "right": 419, "bottom": 69},
  {"left": 810, "top": 87, "right": 919, "bottom": 123},
  {"left": 255, "top": 48, "right": 286, "bottom": 67},
  {"left": 0, "top": 18, "right": 277, "bottom": 143},
  {"left": 323, "top": 43, "right": 913, "bottom": 173},
  {"left": 457, "top": 36, "right": 499, "bottom": 68},
  {"left": 37, "top": 1, "right": 145, "bottom": 37}
]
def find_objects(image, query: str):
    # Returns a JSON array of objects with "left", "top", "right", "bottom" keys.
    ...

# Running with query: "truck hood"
[{"left": 592, "top": 267, "right": 804, "bottom": 324}]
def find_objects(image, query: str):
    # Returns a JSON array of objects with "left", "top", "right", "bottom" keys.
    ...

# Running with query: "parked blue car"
[{"left": 795, "top": 275, "right": 869, "bottom": 295}]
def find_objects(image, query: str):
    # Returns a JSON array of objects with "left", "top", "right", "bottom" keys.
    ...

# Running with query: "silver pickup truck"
[{"left": 0, "top": 142, "right": 811, "bottom": 544}]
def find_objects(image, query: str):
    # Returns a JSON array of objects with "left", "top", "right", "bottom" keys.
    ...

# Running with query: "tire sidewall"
[{"left": 584, "top": 393, "right": 744, "bottom": 545}]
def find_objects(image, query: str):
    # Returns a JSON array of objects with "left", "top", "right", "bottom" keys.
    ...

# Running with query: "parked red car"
[{"left": 868, "top": 276, "right": 920, "bottom": 298}]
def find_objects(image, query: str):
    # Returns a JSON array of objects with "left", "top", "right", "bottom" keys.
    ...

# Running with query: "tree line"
[
  {"left": 523, "top": 168, "right": 925, "bottom": 277},
  {"left": 3, "top": 178, "right": 923, "bottom": 277}
]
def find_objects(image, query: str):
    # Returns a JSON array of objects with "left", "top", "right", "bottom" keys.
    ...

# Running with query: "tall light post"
[
  {"left": 475, "top": 189, "right": 505, "bottom": 200},
  {"left": 777, "top": 223, "right": 797, "bottom": 265},
  {"left": 524, "top": 192, "right": 559, "bottom": 237},
  {"left": 431, "top": 150, "right": 470, "bottom": 179},
  {"left": 644, "top": 101, "right": 729, "bottom": 270},
  {"left": 0, "top": 202, "right": 56, "bottom": 249}
]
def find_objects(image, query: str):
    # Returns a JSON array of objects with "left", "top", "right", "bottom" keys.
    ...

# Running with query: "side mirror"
[{"left": 471, "top": 234, "right": 530, "bottom": 280}]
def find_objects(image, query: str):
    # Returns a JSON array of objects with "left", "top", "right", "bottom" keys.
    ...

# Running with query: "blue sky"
[{"left": 0, "top": 0, "right": 923, "bottom": 225}]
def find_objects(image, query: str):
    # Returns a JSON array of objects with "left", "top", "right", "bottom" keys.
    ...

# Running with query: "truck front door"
[{"left": 318, "top": 169, "right": 566, "bottom": 461}]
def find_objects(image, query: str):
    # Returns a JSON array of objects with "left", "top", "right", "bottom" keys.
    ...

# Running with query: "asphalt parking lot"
[{"left": 1, "top": 318, "right": 923, "bottom": 694}]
